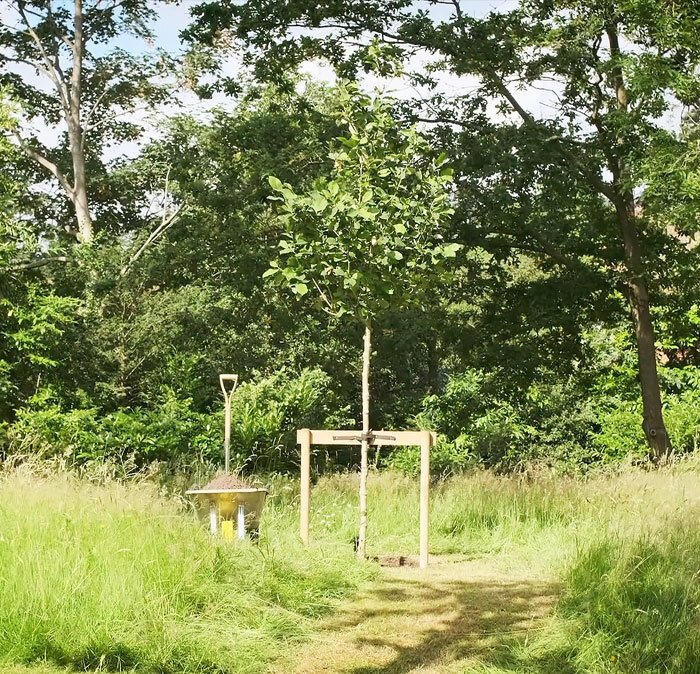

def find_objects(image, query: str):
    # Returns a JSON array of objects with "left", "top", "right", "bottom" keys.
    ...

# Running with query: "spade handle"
[{"left": 219, "top": 374, "right": 238, "bottom": 473}]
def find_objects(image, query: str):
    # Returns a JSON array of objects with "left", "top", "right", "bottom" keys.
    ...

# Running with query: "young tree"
[
  {"left": 265, "top": 85, "right": 458, "bottom": 558},
  {"left": 0, "top": 0, "right": 174, "bottom": 242}
]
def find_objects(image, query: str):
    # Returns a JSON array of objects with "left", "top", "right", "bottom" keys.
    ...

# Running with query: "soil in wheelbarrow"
[{"left": 201, "top": 474, "right": 252, "bottom": 490}]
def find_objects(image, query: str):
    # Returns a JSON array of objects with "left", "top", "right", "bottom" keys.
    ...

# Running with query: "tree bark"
[
  {"left": 67, "top": 0, "right": 93, "bottom": 243},
  {"left": 69, "top": 129, "right": 92, "bottom": 243},
  {"left": 615, "top": 197, "right": 671, "bottom": 461},
  {"left": 13, "top": 0, "right": 92, "bottom": 241},
  {"left": 357, "top": 321, "right": 371, "bottom": 560}
]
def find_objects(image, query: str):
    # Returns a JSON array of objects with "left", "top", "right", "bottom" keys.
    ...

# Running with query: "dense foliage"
[{"left": 1, "top": 0, "right": 700, "bottom": 472}]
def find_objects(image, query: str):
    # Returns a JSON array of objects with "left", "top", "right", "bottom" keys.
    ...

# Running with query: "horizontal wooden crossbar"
[{"left": 296, "top": 429, "right": 436, "bottom": 447}]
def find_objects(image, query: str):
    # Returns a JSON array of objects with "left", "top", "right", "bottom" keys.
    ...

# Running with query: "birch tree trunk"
[
  {"left": 357, "top": 321, "right": 371, "bottom": 560},
  {"left": 68, "top": 0, "right": 93, "bottom": 243},
  {"left": 12, "top": 0, "right": 93, "bottom": 242}
]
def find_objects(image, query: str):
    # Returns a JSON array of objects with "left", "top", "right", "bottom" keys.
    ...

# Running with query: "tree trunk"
[
  {"left": 605, "top": 20, "right": 670, "bottom": 462},
  {"left": 68, "top": 0, "right": 93, "bottom": 243},
  {"left": 615, "top": 196, "right": 671, "bottom": 462},
  {"left": 69, "top": 129, "right": 93, "bottom": 243},
  {"left": 357, "top": 321, "right": 371, "bottom": 560}
]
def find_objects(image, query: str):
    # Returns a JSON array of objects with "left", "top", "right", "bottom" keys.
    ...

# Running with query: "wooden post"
[
  {"left": 295, "top": 428, "right": 431, "bottom": 561},
  {"left": 299, "top": 428, "right": 311, "bottom": 545},
  {"left": 419, "top": 431, "right": 431, "bottom": 569}
]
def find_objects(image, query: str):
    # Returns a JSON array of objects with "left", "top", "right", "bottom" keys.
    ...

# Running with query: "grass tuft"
[{"left": 551, "top": 516, "right": 700, "bottom": 673}]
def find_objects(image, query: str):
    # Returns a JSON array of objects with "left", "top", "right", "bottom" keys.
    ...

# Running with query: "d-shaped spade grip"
[
  {"left": 219, "top": 373, "right": 239, "bottom": 398},
  {"left": 220, "top": 374, "right": 239, "bottom": 473}
]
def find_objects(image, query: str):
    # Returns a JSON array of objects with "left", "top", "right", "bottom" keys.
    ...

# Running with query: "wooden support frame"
[{"left": 296, "top": 429, "right": 436, "bottom": 569}]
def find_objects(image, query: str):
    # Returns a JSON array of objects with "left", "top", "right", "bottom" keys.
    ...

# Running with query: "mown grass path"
[{"left": 270, "top": 556, "right": 559, "bottom": 674}]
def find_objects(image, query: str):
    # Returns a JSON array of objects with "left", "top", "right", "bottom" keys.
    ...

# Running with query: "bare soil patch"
[{"left": 200, "top": 474, "right": 252, "bottom": 490}]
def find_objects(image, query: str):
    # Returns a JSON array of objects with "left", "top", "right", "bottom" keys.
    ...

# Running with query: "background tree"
[
  {"left": 266, "top": 84, "right": 458, "bottom": 557},
  {"left": 0, "top": 0, "right": 174, "bottom": 242},
  {"left": 0, "top": 91, "right": 78, "bottom": 419},
  {"left": 187, "top": 0, "right": 700, "bottom": 461}
]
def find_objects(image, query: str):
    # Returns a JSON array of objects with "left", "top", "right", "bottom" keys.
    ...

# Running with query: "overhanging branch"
[{"left": 15, "top": 134, "right": 75, "bottom": 199}]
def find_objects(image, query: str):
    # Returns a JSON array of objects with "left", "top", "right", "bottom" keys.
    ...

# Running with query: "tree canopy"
[
  {"left": 2, "top": 0, "right": 700, "bottom": 472},
  {"left": 265, "top": 84, "right": 458, "bottom": 321}
]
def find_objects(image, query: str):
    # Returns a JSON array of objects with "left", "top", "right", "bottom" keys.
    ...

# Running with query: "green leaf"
[
  {"left": 293, "top": 282, "right": 309, "bottom": 296},
  {"left": 394, "top": 223, "right": 407, "bottom": 234},
  {"left": 442, "top": 243, "right": 462, "bottom": 258},
  {"left": 268, "top": 175, "right": 283, "bottom": 191},
  {"left": 392, "top": 250, "right": 404, "bottom": 260},
  {"left": 310, "top": 192, "right": 328, "bottom": 213}
]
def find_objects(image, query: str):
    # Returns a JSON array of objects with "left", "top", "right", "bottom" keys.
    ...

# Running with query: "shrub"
[
  {"left": 407, "top": 371, "right": 594, "bottom": 472},
  {"left": 383, "top": 435, "right": 477, "bottom": 476},
  {"left": 592, "top": 387, "right": 700, "bottom": 461},
  {"left": 3, "top": 390, "right": 220, "bottom": 467},
  {"left": 2, "top": 368, "right": 345, "bottom": 473},
  {"left": 229, "top": 366, "right": 350, "bottom": 472},
  {"left": 591, "top": 398, "right": 648, "bottom": 461},
  {"left": 404, "top": 365, "right": 700, "bottom": 473}
]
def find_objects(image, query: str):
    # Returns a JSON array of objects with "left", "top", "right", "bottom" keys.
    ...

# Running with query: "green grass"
[
  {"left": 431, "top": 468, "right": 700, "bottom": 674},
  {"left": 1, "top": 463, "right": 699, "bottom": 673},
  {"left": 298, "top": 468, "right": 700, "bottom": 673},
  {"left": 0, "top": 469, "right": 370, "bottom": 674},
  {"left": 556, "top": 520, "right": 700, "bottom": 673},
  {"left": 285, "top": 470, "right": 597, "bottom": 577},
  {"left": 483, "top": 513, "right": 700, "bottom": 674}
]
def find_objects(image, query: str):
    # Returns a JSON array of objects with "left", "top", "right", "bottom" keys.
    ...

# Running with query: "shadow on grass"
[{"left": 326, "top": 572, "right": 573, "bottom": 674}]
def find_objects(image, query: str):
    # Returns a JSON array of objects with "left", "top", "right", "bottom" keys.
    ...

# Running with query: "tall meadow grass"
[
  {"left": 0, "top": 468, "right": 369, "bottom": 673},
  {"left": 1, "top": 463, "right": 698, "bottom": 673}
]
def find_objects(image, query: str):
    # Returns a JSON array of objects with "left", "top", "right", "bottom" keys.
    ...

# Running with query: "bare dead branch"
[
  {"left": 118, "top": 205, "right": 185, "bottom": 278},
  {"left": 120, "top": 169, "right": 186, "bottom": 278},
  {"left": 8, "top": 255, "right": 70, "bottom": 271}
]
